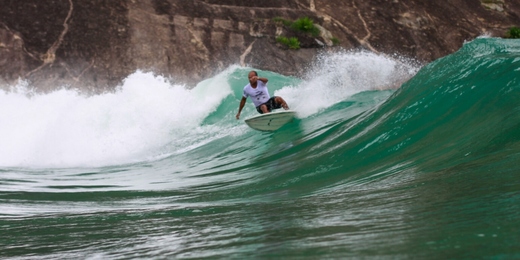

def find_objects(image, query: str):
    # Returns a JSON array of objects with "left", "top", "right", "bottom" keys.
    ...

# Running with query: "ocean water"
[{"left": 0, "top": 38, "right": 519, "bottom": 259}]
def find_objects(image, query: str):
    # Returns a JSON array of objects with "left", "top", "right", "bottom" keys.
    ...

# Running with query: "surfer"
[{"left": 235, "top": 71, "right": 289, "bottom": 120}]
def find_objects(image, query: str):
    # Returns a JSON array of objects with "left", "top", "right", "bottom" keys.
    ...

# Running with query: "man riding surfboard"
[{"left": 236, "top": 70, "right": 289, "bottom": 120}]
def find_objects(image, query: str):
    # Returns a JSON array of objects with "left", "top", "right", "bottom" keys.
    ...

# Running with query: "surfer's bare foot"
[{"left": 282, "top": 103, "right": 289, "bottom": 110}]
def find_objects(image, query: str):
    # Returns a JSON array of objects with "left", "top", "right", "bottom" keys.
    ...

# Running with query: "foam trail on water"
[
  {"left": 0, "top": 70, "right": 232, "bottom": 168},
  {"left": 277, "top": 51, "right": 419, "bottom": 117}
]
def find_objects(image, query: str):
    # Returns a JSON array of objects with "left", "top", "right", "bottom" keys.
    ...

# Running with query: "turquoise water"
[{"left": 0, "top": 38, "right": 519, "bottom": 259}]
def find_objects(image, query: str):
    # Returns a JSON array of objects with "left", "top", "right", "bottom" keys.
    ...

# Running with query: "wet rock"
[{"left": 0, "top": 0, "right": 519, "bottom": 91}]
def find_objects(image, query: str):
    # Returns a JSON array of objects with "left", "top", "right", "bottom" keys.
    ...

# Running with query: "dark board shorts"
[{"left": 256, "top": 96, "right": 282, "bottom": 114}]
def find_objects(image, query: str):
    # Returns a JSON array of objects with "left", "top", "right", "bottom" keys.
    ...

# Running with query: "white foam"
[
  {"left": 0, "top": 70, "right": 233, "bottom": 168},
  {"left": 0, "top": 53, "right": 418, "bottom": 168},
  {"left": 276, "top": 51, "right": 418, "bottom": 118}
]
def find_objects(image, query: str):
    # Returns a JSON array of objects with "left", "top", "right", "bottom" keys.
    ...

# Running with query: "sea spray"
[
  {"left": 0, "top": 52, "right": 419, "bottom": 168},
  {"left": 276, "top": 51, "right": 419, "bottom": 117},
  {"left": 0, "top": 71, "right": 231, "bottom": 168}
]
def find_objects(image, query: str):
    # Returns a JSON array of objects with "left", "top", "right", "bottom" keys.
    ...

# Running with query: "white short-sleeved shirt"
[{"left": 243, "top": 81, "right": 270, "bottom": 107}]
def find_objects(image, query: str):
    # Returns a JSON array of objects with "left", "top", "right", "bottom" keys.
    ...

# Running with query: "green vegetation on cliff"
[
  {"left": 506, "top": 27, "right": 520, "bottom": 38},
  {"left": 276, "top": 36, "right": 300, "bottom": 50},
  {"left": 273, "top": 17, "right": 320, "bottom": 36},
  {"left": 273, "top": 16, "right": 341, "bottom": 49},
  {"left": 291, "top": 17, "right": 320, "bottom": 37},
  {"left": 331, "top": 37, "right": 340, "bottom": 45},
  {"left": 273, "top": 17, "right": 292, "bottom": 27}
]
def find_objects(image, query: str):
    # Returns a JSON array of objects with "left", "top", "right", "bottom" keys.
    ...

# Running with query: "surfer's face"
[{"left": 248, "top": 72, "right": 258, "bottom": 84}]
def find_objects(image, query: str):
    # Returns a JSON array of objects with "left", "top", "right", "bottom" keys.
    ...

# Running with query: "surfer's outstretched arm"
[{"left": 236, "top": 97, "right": 247, "bottom": 119}]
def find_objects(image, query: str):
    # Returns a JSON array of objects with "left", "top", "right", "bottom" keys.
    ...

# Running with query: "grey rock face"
[{"left": 0, "top": 0, "right": 519, "bottom": 91}]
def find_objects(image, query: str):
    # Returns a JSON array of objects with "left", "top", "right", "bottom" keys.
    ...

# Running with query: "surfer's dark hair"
[{"left": 251, "top": 70, "right": 258, "bottom": 76}]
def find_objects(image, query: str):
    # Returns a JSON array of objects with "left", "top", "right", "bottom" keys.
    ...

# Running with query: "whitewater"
[
  {"left": 0, "top": 49, "right": 411, "bottom": 168},
  {"left": 0, "top": 38, "right": 519, "bottom": 259}
]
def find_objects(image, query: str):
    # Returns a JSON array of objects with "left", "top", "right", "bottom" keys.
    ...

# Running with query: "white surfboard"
[{"left": 244, "top": 110, "right": 296, "bottom": 132}]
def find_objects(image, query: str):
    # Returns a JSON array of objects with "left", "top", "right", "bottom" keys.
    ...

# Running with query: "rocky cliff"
[{"left": 0, "top": 0, "right": 519, "bottom": 91}]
